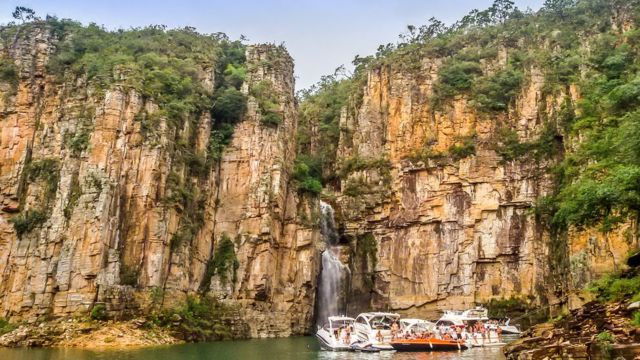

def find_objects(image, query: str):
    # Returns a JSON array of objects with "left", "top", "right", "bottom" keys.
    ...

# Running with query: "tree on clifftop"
[{"left": 12, "top": 7, "right": 36, "bottom": 23}]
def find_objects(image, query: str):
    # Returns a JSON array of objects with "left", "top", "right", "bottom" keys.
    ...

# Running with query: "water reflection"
[
  {"left": 318, "top": 346, "right": 504, "bottom": 360},
  {"left": 0, "top": 336, "right": 506, "bottom": 360}
]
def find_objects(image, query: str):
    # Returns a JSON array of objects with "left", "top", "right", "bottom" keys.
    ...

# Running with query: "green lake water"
[{"left": 0, "top": 336, "right": 508, "bottom": 360}]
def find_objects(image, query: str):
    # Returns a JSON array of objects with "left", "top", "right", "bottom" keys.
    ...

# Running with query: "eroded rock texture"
[
  {"left": 0, "top": 25, "right": 320, "bottom": 337},
  {"left": 335, "top": 57, "right": 638, "bottom": 318}
]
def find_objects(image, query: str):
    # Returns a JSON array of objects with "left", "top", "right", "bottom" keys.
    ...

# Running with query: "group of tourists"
[
  {"left": 333, "top": 324, "right": 353, "bottom": 344},
  {"left": 386, "top": 320, "right": 503, "bottom": 344}
]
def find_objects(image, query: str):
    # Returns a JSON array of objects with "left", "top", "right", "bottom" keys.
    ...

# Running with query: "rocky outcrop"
[
  {"left": 0, "top": 24, "right": 320, "bottom": 338},
  {"left": 334, "top": 57, "right": 638, "bottom": 318},
  {"left": 504, "top": 301, "right": 640, "bottom": 359},
  {"left": 0, "top": 318, "right": 180, "bottom": 348}
]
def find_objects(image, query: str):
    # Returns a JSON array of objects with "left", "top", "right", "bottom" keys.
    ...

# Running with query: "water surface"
[{"left": 0, "top": 336, "right": 507, "bottom": 360}]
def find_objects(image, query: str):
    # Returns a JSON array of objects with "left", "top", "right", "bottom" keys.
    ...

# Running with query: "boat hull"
[
  {"left": 315, "top": 332, "right": 352, "bottom": 351},
  {"left": 390, "top": 339, "right": 468, "bottom": 352},
  {"left": 500, "top": 326, "right": 521, "bottom": 335}
]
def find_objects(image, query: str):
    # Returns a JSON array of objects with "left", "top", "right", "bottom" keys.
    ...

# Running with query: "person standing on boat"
[
  {"left": 470, "top": 324, "right": 479, "bottom": 345},
  {"left": 479, "top": 323, "right": 487, "bottom": 343},
  {"left": 344, "top": 325, "right": 351, "bottom": 345},
  {"left": 391, "top": 320, "right": 399, "bottom": 340},
  {"left": 449, "top": 327, "right": 458, "bottom": 340},
  {"left": 376, "top": 330, "right": 384, "bottom": 343}
]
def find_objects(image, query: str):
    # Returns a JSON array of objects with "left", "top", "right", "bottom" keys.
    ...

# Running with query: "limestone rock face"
[
  {"left": 335, "top": 58, "right": 638, "bottom": 318},
  {"left": 0, "top": 26, "right": 320, "bottom": 337}
]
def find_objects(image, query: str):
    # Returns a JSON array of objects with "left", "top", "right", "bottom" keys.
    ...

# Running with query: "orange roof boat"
[{"left": 390, "top": 338, "right": 468, "bottom": 352}]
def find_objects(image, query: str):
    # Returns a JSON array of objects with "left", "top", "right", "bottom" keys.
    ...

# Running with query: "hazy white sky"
[{"left": 0, "top": 1, "right": 545, "bottom": 89}]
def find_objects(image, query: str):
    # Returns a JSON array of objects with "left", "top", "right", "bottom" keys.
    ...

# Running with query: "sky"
[{"left": 0, "top": 0, "right": 546, "bottom": 90}]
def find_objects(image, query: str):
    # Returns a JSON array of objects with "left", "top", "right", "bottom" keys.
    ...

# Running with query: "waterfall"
[{"left": 316, "top": 201, "right": 350, "bottom": 324}]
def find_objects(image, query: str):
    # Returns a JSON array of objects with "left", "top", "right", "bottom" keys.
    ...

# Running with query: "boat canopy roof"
[
  {"left": 357, "top": 312, "right": 400, "bottom": 320},
  {"left": 441, "top": 307, "right": 488, "bottom": 320},
  {"left": 328, "top": 316, "right": 355, "bottom": 322},
  {"left": 400, "top": 318, "right": 433, "bottom": 326},
  {"left": 400, "top": 318, "right": 434, "bottom": 330}
]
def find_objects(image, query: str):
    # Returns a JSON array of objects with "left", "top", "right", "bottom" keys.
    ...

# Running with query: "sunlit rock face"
[
  {"left": 0, "top": 18, "right": 638, "bottom": 339},
  {"left": 334, "top": 56, "right": 638, "bottom": 319},
  {"left": 0, "top": 26, "right": 320, "bottom": 338}
]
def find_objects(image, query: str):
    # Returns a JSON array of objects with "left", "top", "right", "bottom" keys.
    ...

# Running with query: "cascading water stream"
[{"left": 316, "top": 201, "right": 350, "bottom": 324}]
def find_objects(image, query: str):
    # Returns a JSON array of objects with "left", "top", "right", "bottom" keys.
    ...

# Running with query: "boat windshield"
[
  {"left": 402, "top": 321, "right": 432, "bottom": 332},
  {"left": 329, "top": 320, "right": 352, "bottom": 329},
  {"left": 465, "top": 309, "right": 487, "bottom": 318},
  {"left": 370, "top": 315, "right": 396, "bottom": 330}
]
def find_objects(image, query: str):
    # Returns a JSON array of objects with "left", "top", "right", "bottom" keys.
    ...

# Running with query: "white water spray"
[{"left": 317, "top": 201, "right": 350, "bottom": 323}]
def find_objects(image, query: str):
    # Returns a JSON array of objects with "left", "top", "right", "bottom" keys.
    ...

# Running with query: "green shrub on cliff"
[
  {"left": 9, "top": 210, "right": 47, "bottom": 236},
  {"left": 296, "top": 66, "right": 362, "bottom": 190},
  {"left": 433, "top": 60, "right": 483, "bottom": 106},
  {"left": 494, "top": 126, "right": 561, "bottom": 163},
  {"left": 24, "top": 158, "right": 61, "bottom": 201},
  {"left": 63, "top": 174, "right": 82, "bottom": 220},
  {"left": 633, "top": 311, "right": 640, "bottom": 326},
  {"left": 207, "top": 123, "right": 235, "bottom": 163},
  {"left": 0, "top": 318, "right": 16, "bottom": 336},
  {"left": 448, "top": 134, "right": 477, "bottom": 161},
  {"left": 338, "top": 156, "right": 391, "bottom": 178},
  {"left": 211, "top": 233, "right": 239, "bottom": 285},
  {"left": 44, "top": 23, "right": 219, "bottom": 128},
  {"left": 357, "top": 233, "right": 378, "bottom": 288},
  {"left": 251, "top": 79, "right": 283, "bottom": 127},
  {"left": 153, "top": 296, "right": 238, "bottom": 342},
  {"left": 212, "top": 87, "right": 246, "bottom": 124},
  {"left": 0, "top": 57, "right": 18, "bottom": 94},
  {"left": 587, "top": 271, "right": 640, "bottom": 302},
  {"left": 29, "top": 17, "right": 250, "bottom": 169},
  {"left": 293, "top": 156, "right": 322, "bottom": 195},
  {"left": 472, "top": 67, "right": 523, "bottom": 112},
  {"left": 90, "top": 304, "right": 107, "bottom": 321}
]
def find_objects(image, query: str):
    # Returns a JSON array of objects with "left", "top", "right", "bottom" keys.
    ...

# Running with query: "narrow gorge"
[{"left": 0, "top": 0, "right": 640, "bottom": 351}]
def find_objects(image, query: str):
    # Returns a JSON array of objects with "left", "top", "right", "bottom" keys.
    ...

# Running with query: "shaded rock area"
[{"left": 504, "top": 301, "right": 640, "bottom": 359}]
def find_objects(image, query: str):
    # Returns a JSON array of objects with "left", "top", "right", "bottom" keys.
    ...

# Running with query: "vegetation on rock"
[
  {"left": 0, "top": 318, "right": 17, "bottom": 336},
  {"left": 588, "top": 268, "right": 640, "bottom": 303},
  {"left": 251, "top": 79, "right": 283, "bottom": 127},
  {"left": 204, "top": 233, "right": 239, "bottom": 286},
  {"left": 357, "top": 233, "right": 378, "bottom": 288},
  {"left": 151, "top": 296, "right": 244, "bottom": 342},
  {"left": 90, "top": 304, "right": 107, "bottom": 321}
]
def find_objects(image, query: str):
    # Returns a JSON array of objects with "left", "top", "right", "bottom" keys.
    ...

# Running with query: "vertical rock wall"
[
  {"left": 335, "top": 57, "right": 638, "bottom": 318},
  {"left": 0, "top": 25, "right": 320, "bottom": 337}
]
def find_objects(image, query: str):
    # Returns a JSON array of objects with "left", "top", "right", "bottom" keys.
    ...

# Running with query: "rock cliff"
[
  {"left": 334, "top": 59, "right": 637, "bottom": 319},
  {"left": 323, "top": 2, "right": 640, "bottom": 318},
  {"left": 0, "top": 23, "right": 319, "bottom": 338},
  {"left": 1, "top": 0, "right": 640, "bottom": 343}
]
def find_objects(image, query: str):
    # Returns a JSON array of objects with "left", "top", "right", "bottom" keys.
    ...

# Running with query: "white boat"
[
  {"left": 485, "top": 318, "right": 521, "bottom": 335},
  {"left": 353, "top": 312, "right": 401, "bottom": 350},
  {"left": 464, "top": 330, "right": 507, "bottom": 347},
  {"left": 316, "top": 316, "right": 355, "bottom": 351},
  {"left": 434, "top": 317, "right": 466, "bottom": 329},
  {"left": 436, "top": 306, "right": 521, "bottom": 335},
  {"left": 435, "top": 306, "right": 513, "bottom": 347},
  {"left": 437, "top": 306, "right": 489, "bottom": 325}
]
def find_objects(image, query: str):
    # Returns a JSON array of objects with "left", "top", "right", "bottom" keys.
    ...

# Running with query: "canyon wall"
[
  {"left": 1, "top": 5, "right": 639, "bottom": 338},
  {"left": 0, "top": 24, "right": 320, "bottom": 337},
  {"left": 335, "top": 56, "right": 638, "bottom": 318}
]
